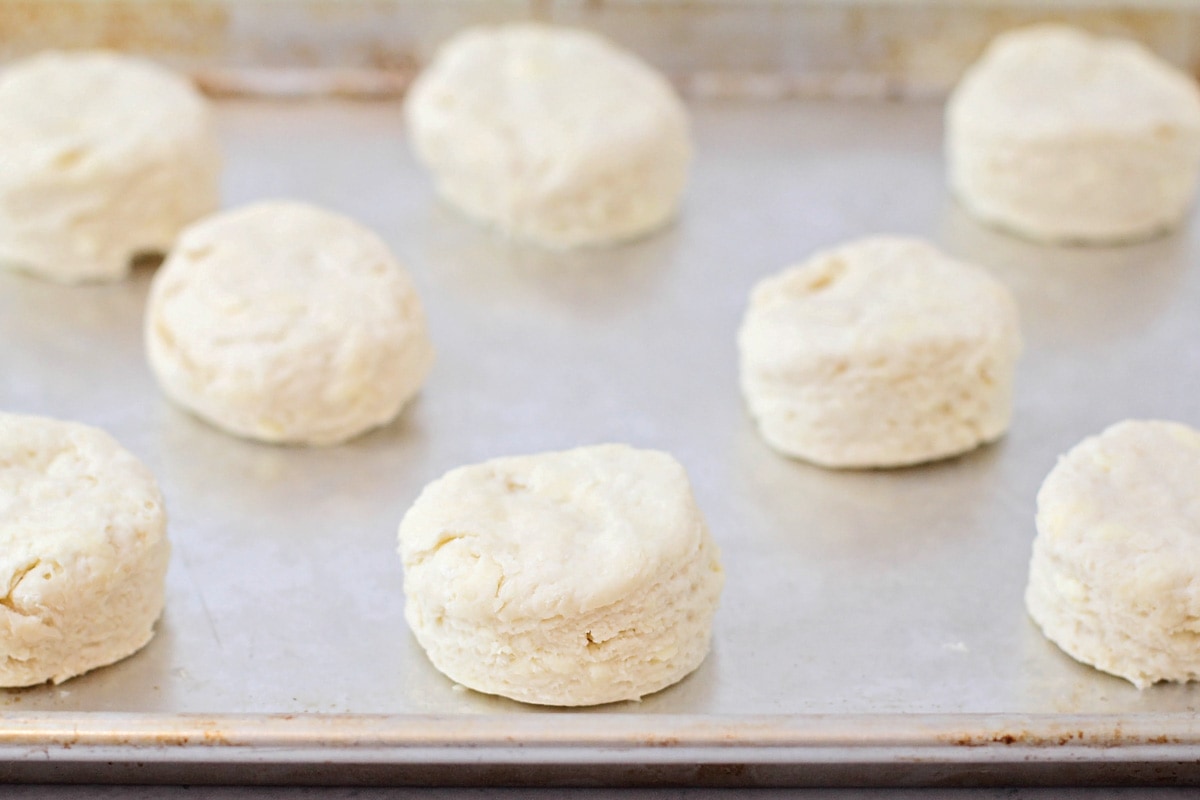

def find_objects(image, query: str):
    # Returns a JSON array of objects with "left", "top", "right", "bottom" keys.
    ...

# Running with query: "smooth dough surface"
[
  {"left": 947, "top": 25, "right": 1200, "bottom": 244},
  {"left": 399, "top": 444, "right": 724, "bottom": 706},
  {"left": 0, "top": 51, "right": 220, "bottom": 283},
  {"left": 406, "top": 23, "right": 692, "bottom": 248},
  {"left": 738, "top": 236, "right": 1021, "bottom": 469},
  {"left": 1027, "top": 420, "right": 1200, "bottom": 688},
  {"left": 0, "top": 412, "right": 169, "bottom": 687},
  {"left": 146, "top": 201, "right": 434, "bottom": 446}
]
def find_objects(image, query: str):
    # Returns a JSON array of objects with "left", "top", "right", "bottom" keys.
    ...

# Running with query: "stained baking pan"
[{"left": 2, "top": 1, "right": 1200, "bottom": 787}]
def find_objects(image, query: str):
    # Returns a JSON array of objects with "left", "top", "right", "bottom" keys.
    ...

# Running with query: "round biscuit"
[
  {"left": 1027, "top": 420, "right": 1200, "bottom": 688},
  {"left": 738, "top": 236, "right": 1021, "bottom": 468},
  {"left": 0, "top": 412, "right": 169, "bottom": 686},
  {"left": 0, "top": 51, "right": 220, "bottom": 282},
  {"left": 406, "top": 24, "right": 691, "bottom": 248},
  {"left": 946, "top": 25, "right": 1200, "bottom": 244},
  {"left": 398, "top": 444, "right": 724, "bottom": 706},
  {"left": 145, "top": 201, "right": 434, "bottom": 446}
]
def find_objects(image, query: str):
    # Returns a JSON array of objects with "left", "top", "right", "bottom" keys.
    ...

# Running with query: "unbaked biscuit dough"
[
  {"left": 405, "top": 24, "right": 692, "bottom": 248},
  {"left": 399, "top": 444, "right": 724, "bottom": 707},
  {"left": 1027, "top": 420, "right": 1200, "bottom": 688},
  {"left": 738, "top": 236, "right": 1021, "bottom": 469},
  {"left": 0, "top": 412, "right": 170, "bottom": 687},
  {"left": 947, "top": 25, "right": 1200, "bottom": 244},
  {"left": 145, "top": 201, "right": 434, "bottom": 446},
  {"left": 0, "top": 51, "right": 220, "bottom": 283}
]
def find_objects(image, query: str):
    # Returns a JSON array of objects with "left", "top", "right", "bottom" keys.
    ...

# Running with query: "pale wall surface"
[{"left": 0, "top": 1, "right": 1196, "bottom": 98}]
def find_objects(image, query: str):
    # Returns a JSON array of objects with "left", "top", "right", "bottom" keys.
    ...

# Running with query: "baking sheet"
[{"left": 2, "top": 97, "right": 1200, "bottom": 784}]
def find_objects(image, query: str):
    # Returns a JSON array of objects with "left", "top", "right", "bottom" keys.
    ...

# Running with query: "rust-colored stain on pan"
[{"left": 943, "top": 725, "right": 1183, "bottom": 749}]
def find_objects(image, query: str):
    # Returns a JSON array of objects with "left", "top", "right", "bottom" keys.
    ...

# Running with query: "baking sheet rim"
[{"left": 1, "top": 712, "right": 1197, "bottom": 762}]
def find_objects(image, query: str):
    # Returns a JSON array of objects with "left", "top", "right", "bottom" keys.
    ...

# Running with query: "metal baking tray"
[{"left": 4, "top": 9, "right": 1200, "bottom": 788}]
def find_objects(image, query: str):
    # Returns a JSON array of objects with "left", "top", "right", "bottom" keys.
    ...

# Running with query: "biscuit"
[
  {"left": 738, "top": 236, "right": 1021, "bottom": 468},
  {"left": 406, "top": 24, "right": 691, "bottom": 248},
  {"left": 0, "top": 51, "right": 220, "bottom": 283},
  {"left": 145, "top": 201, "right": 434, "bottom": 446},
  {"left": 947, "top": 25, "right": 1200, "bottom": 244},
  {"left": 1027, "top": 420, "right": 1200, "bottom": 688},
  {"left": 0, "top": 412, "right": 170, "bottom": 686},
  {"left": 398, "top": 444, "right": 724, "bottom": 706}
]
